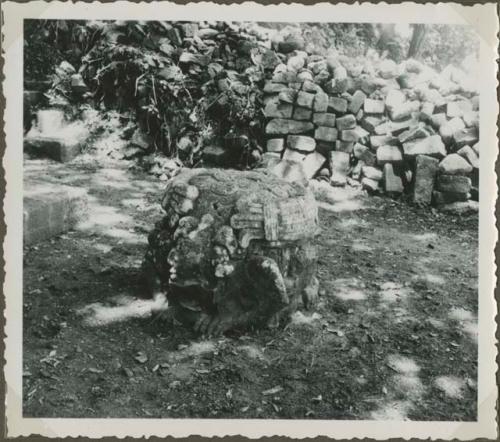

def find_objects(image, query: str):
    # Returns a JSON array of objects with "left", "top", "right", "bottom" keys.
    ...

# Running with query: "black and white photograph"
[{"left": 2, "top": 1, "right": 498, "bottom": 439}]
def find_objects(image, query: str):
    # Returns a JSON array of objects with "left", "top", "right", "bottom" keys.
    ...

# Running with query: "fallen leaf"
[{"left": 262, "top": 386, "right": 283, "bottom": 396}]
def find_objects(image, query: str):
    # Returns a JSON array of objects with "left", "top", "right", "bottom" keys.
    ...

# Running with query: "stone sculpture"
[{"left": 143, "top": 168, "right": 320, "bottom": 335}]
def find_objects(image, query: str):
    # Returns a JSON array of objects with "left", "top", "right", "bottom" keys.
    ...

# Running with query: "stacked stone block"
[{"left": 262, "top": 51, "right": 480, "bottom": 210}]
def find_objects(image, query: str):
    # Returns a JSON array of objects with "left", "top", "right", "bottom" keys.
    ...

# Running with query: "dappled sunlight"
[
  {"left": 412, "top": 272, "right": 446, "bottom": 286},
  {"left": 350, "top": 240, "right": 372, "bottom": 252},
  {"left": 392, "top": 374, "right": 425, "bottom": 397},
  {"left": 318, "top": 199, "right": 365, "bottom": 213},
  {"left": 449, "top": 307, "right": 477, "bottom": 342},
  {"left": 238, "top": 344, "right": 267, "bottom": 361},
  {"left": 337, "top": 218, "right": 368, "bottom": 229},
  {"left": 77, "top": 293, "right": 168, "bottom": 327},
  {"left": 370, "top": 400, "right": 411, "bottom": 420},
  {"left": 332, "top": 278, "right": 367, "bottom": 301},
  {"left": 378, "top": 282, "right": 412, "bottom": 304},
  {"left": 434, "top": 375, "right": 466, "bottom": 399},
  {"left": 289, "top": 311, "right": 322, "bottom": 326},
  {"left": 410, "top": 232, "right": 438, "bottom": 242},
  {"left": 165, "top": 340, "right": 217, "bottom": 364},
  {"left": 387, "top": 354, "right": 420, "bottom": 374}
]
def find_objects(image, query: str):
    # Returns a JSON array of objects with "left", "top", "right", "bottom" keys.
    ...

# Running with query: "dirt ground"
[{"left": 23, "top": 157, "right": 478, "bottom": 420}]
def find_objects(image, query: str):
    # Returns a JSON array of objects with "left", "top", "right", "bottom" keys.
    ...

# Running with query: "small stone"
[
  {"left": 453, "top": 127, "right": 479, "bottom": 150},
  {"left": 267, "top": 138, "right": 285, "bottom": 153},
  {"left": 462, "top": 111, "right": 479, "bottom": 128},
  {"left": 436, "top": 174, "right": 472, "bottom": 194},
  {"left": 353, "top": 143, "right": 376, "bottom": 166},
  {"left": 377, "top": 145, "right": 402, "bottom": 165},
  {"left": 341, "top": 127, "right": 369, "bottom": 143},
  {"left": 438, "top": 154, "right": 473, "bottom": 175},
  {"left": 413, "top": 155, "right": 439, "bottom": 204},
  {"left": 288, "top": 135, "right": 316, "bottom": 153},
  {"left": 297, "top": 70, "right": 314, "bottom": 83},
  {"left": 348, "top": 90, "right": 367, "bottom": 114},
  {"left": 313, "top": 113, "right": 336, "bottom": 127},
  {"left": 446, "top": 100, "right": 473, "bottom": 118},
  {"left": 402, "top": 135, "right": 446, "bottom": 159},
  {"left": 328, "top": 97, "right": 348, "bottom": 114},
  {"left": 287, "top": 55, "right": 305, "bottom": 71},
  {"left": 360, "top": 116, "right": 383, "bottom": 134},
  {"left": 296, "top": 91, "right": 315, "bottom": 109},
  {"left": 308, "top": 59, "right": 328, "bottom": 74},
  {"left": 398, "top": 124, "right": 431, "bottom": 144},
  {"left": 278, "top": 89, "right": 297, "bottom": 104},
  {"left": 364, "top": 99, "right": 385, "bottom": 114},
  {"left": 361, "top": 166, "right": 383, "bottom": 181},
  {"left": 385, "top": 89, "right": 406, "bottom": 110},
  {"left": 336, "top": 115, "right": 357, "bottom": 131},
  {"left": 313, "top": 91, "right": 329, "bottom": 112},
  {"left": 420, "top": 102, "right": 435, "bottom": 121},
  {"left": 361, "top": 177, "right": 379, "bottom": 192},
  {"left": 315, "top": 126, "right": 338, "bottom": 143},
  {"left": 457, "top": 145, "right": 479, "bottom": 169},
  {"left": 430, "top": 113, "right": 448, "bottom": 131},
  {"left": 389, "top": 101, "right": 420, "bottom": 121},
  {"left": 383, "top": 163, "right": 404, "bottom": 194},
  {"left": 379, "top": 59, "right": 398, "bottom": 79},
  {"left": 293, "top": 107, "right": 313, "bottom": 121},
  {"left": 335, "top": 140, "right": 355, "bottom": 154},
  {"left": 439, "top": 117, "right": 465, "bottom": 143},
  {"left": 370, "top": 135, "right": 399, "bottom": 149}
]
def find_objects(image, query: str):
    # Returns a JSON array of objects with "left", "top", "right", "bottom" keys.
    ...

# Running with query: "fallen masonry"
[{"left": 24, "top": 180, "right": 89, "bottom": 245}]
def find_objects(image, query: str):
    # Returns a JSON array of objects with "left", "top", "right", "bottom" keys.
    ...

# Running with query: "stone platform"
[{"left": 24, "top": 180, "right": 89, "bottom": 245}]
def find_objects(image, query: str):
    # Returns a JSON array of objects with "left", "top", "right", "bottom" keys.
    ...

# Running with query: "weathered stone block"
[
  {"left": 377, "top": 145, "right": 402, "bottom": 165},
  {"left": 336, "top": 114, "right": 357, "bottom": 130},
  {"left": 266, "top": 119, "right": 314, "bottom": 135},
  {"left": 315, "top": 141, "right": 336, "bottom": 157},
  {"left": 282, "top": 148, "right": 307, "bottom": 163},
  {"left": 328, "top": 97, "right": 348, "bottom": 114},
  {"left": 430, "top": 113, "right": 448, "bottom": 131},
  {"left": 462, "top": 111, "right": 479, "bottom": 128},
  {"left": 453, "top": 127, "right": 479, "bottom": 149},
  {"left": 264, "top": 82, "right": 288, "bottom": 94},
  {"left": 361, "top": 166, "right": 383, "bottom": 181},
  {"left": 385, "top": 89, "right": 406, "bottom": 110},
  {"left": 264, "top": 99, "right": 294, "bottom": 119},
  {"left": 383, "top": 163, "right": 404, "bottom": 195},
  {"left": 402, "top": 135, "right": 446, "bottom": 159},
  {"left": 278, "top": 88, "right": 297, "bottom": 104},
  {"left": 360, "top": 116, "right": 383, "bottom": 134},
  {"left": 398, "top": 124, "right": 431, "bottom": 144},
  {"left": 361, "top": 177, "right": 379, "bottom": 192},
  {"left": 438, "top": 153, "right": 473, "bottom": 175},
  {"left": 261, "top": 152, "right": 282, "bottom": 169},
  {"left": 293, "top": 107, "right": 313, "bottom": 121},
  {"left": 267, "top": 138, "right": 285, "bottom": 153},
  {"left": 364, "top": 99, "right": 385, "bottom": 114},
  {"left": 446, "top": 100, "right": 473, "bottom": 118},
  {"left": 296, "top": 91, "right": 315, "bottom": 109},
  {"left": 436, "top": 174, "right": 472, "bottom": 194},
  {"left": 313, "top": 91, "right": 329, "bottom": 112},
  {"left": 438, "top": 200, "right": 478, "bottom": 214},
  {"left": 315, "top": 126, "right": 338, "bottom": 143},
  {"left": 313, "top": 112, "right": 336, "bottom": 127},
  {"left": 353, "top": 143, "right": 376, "bottom": 166},
  {"left": 24, "top": 137, "right": 81, "bottom": 163},
  {"left": 457, "top": 145, "right": 479, "bottom": 169},
  {"left": 389, "top": 101, "right": 420, "bottom": 121},
  {"left": 335, "top": 140, "right": 355, "bottom": 154},
  {"left": 432, "top": 190, "right": 469, "bottom": 205},
  {"left": 412, "top": 155, "right": 439, "bottom": 204},
  {"left": 288, "top": 135, "right": 316, "bottom": 152},
  {"left": 302, "top": 151, "right": 327, "bottom": 179},
  {"left": 24, "top": 181, "right": 88, "bottom": 245},
  {"left": 348, "top": 90, "right": 367, "bottom": 114},
  {"left": 439, "top": 117, "right": 465, "bottom": 143}
]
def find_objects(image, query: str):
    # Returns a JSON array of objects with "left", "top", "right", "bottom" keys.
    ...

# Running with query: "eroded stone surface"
[{"left": 143, "top": 168, "right": 319, "bottom": 334}]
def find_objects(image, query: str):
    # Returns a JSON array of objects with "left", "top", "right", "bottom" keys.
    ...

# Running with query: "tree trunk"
[{"left": 407, "top": 24, "right": 427, "bottom": 59}]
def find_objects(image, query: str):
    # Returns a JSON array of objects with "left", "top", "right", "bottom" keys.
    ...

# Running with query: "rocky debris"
[{"left": 412, "top": 155, "right": 439, "bottom": 204}]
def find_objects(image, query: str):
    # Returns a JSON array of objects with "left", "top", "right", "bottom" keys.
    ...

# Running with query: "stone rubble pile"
[{"left": 261, "top": 49, "right": 479, "bottom": 211}]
